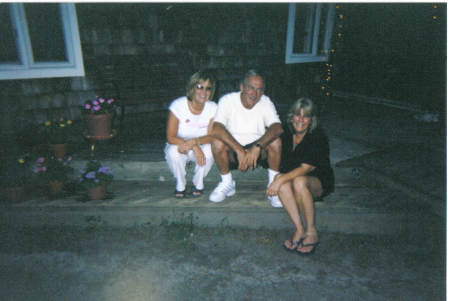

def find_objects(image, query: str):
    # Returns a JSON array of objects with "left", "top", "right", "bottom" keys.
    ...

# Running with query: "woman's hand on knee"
[{"left": 193, "top": 146, "right": 206, "bottom": 166}]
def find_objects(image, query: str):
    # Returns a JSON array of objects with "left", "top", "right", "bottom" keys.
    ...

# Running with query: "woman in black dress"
[{"left": 266, "top": 98, "right": 334, "bottom": 255}]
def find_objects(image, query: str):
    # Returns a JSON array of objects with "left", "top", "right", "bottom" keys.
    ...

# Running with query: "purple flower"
[
  {"left": 85, "top": 171, "right": 96, "bottom": 179},
  {"left": 99, "top": 98, "right": 105, "bottom": 103},
  {"left": 94, "top": 105, "right": 101, "bottom": 111},
  {"left": 85, "top": 104, "right": 91, "bottom": 109},
  {"left": 37, "top": 157, "right": 45, "bottom": 163},
  {"left": 98, "top": 166, "right": 112, "bottom": 174},
  {"left": 107, "top": 99, "right": 114, "bottom": 104},
  {"left": 93, "top": 100, "right": 99, "bottom": 106}
]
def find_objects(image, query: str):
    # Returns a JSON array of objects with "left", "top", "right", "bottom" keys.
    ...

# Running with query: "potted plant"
[
  {"left": 0, "top": 155, "right": 33, "bottom": 202},
  {"left": 44, "top": 118, "right": 73, "bottom": 158},
  {"left": 82, "top": 97, "right": 116, "bottom": 138},
  {"left": 78, "top": 160, "right": 113, "bottom": 200},
  {"left": 34, "top": 156, "right": 73, "bottom": 196}
]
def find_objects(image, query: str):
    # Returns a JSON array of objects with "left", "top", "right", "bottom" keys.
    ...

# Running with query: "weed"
[
  {"left": 160, "top": 211, "right": 199, "bottom": 244},
  {"left": 84, "top": 215, "right": 102, "bottom": 223},
  {"left": 212, "top": 217, "right": 230, "bottom": 236},
  {"left": 83, "top": 215, "right": 106, "bottom": 232}
]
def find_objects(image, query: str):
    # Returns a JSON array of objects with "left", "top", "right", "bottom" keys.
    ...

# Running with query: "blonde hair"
[
  {"left": 286, "top": 98, "right": 318, "bottom": 133},
  {"left": 186, "top": 69, "right": 217, "bottom": 101}
]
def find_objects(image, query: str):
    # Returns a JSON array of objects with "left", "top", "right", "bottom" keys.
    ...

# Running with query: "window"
[
  {"left": 0, "top": 3, "right": 84, "bottom": 80},
  {"left": 285, "top": 3, "right": 335, "bottom": 64}
]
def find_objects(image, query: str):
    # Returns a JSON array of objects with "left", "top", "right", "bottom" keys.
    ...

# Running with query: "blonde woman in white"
[{"left": 165, "top": 70, "right": 218, "bottom": 198}]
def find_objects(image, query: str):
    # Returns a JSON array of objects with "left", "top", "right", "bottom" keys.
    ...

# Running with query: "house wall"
[
  {"left": 3, "top": 3, "right": 443, "bottom": 136},
  {"left": 2, "top": 3, "right": 325, "bottom": 134}
]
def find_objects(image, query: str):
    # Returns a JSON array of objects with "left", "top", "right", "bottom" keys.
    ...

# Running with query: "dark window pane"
[
  {"left": 293, "top": 4, "right": 314, "bottom": 54},
  {"left": 0, "top": 4, "right": 20, "bottom": 64},
  {"left": 24, "top": 3, "right": 68, "bottom": 62}
]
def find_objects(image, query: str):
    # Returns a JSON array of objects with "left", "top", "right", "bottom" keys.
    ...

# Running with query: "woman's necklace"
[
  {"left": 188, "top": 100, "right": 203, "bottom": 114},
  {"left": 293, "top": 134, "right": 305, "bottom": 149}
]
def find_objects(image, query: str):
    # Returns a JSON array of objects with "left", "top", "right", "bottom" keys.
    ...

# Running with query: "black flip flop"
[
  {"left": 191, "top": 186, "right": 203, "bottom": 197},
  {"left": 297, "top": 241, "right": 319, "bottom": 255},
  {"left": 174, "top": 189, "right": 186, "bottom": 198},
  {"left": 283, "top": 239, "right": 303, "bottom": 253}
]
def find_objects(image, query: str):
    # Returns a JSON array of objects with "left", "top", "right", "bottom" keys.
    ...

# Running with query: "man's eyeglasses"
[{"left": 196, "top": 85, "right": 212, "bottom": 91}]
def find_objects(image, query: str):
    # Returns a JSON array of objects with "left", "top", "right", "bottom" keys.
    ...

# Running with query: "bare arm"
[
  {"left": 244, "top": 122, "right": 284, "bottom": 171},
  {"left": 212, "top": 121, "right": 249, "bottom": 171},
  {"left": 166, "top": 111, "right": 184, "bottom": 146},
  {"left": 256, "top": 122, "right": 283, "bottom": 149},
  {"left": 266, "top": 163, "right": 316, "bottom": 197},
  {"left": 212, "top": 121, "right": 245, "bottom": 154},
  {"left": 167, "top": 111, "right": 213, "bottom": 166}
]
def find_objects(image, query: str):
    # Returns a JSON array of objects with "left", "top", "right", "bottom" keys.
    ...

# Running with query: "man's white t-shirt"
[
  {"left": 169, "top": 96, "right": 218, "bottom": 140},
  {"left": 213, "top": 92, "right": 281, "bottom": 146}
]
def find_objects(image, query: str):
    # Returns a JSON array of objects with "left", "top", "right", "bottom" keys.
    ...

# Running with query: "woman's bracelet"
[{"left": 197, "top": 137, "right": 201, "bottom": 145}]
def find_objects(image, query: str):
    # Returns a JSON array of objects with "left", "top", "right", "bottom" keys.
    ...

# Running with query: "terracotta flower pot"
[
  {"left": 48, "top": 180, "right": 64, "bottom": 195},
  {"left": 84, "top": 112, "right": 115, "bottom": 138},
  {"left": 87, "top": 183, "right": 107, "bottom": 200},
  {"left": 50, "top": 143, "right": 68, "bottom": 159}
]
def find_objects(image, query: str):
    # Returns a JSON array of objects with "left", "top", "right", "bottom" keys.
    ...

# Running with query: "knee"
[
  {"left": 165, "top": 145, "right": 182, "bottom": 162},
  {"left": 202, "top": 144, "right": 213, "bottom": 156},
  {"left": 274, "top": 173, "right": 283, "bottom": 181},
  {"left": 211, "top": 137, "right": 228, "bottom": 154},
  {"left": 292, "top": 176, "right": 309, "bottom": 192}
]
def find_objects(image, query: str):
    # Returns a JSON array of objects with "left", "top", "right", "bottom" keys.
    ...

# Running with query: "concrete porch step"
[{"left": 1, "top": 179, "right": 427, "bottom": 235}]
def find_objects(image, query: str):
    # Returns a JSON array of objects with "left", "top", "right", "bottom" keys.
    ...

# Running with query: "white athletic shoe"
[
  {"left": 268, "top": 195, "right": 283, "bottom": 208},
  {"left": 209, "top": 181, "right": 236, "bottom": 203}
]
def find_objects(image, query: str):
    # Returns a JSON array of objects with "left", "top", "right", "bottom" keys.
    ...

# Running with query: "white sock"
[
  {"left": 221, "top": 172, "right": 233, "bottom": 184},
  {"left": 268, "top": 169, "right": 279, "bottom": 184}
]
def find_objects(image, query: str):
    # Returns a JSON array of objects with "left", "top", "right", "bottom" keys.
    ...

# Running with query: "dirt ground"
[{"left": 0, "top": 212, "right": 446, "bottom": 301}]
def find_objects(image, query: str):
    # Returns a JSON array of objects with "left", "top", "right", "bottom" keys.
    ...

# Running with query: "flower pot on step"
[
  {"left": 84, "top": 112, "right": 115, "bottom": 138},
  {"left": 87, "top": 183, "right": 107, "bottom": 200},
  {"left": 48, "top": 180, "right": 64, "bottom": 196},
  {"left": 50, "top": 143, "right": 68, "bottom": 159}
]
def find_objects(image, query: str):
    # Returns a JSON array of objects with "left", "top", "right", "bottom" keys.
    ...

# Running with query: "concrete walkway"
[{"left": 1, "top": 98, "right": 446, "bottom": 233}]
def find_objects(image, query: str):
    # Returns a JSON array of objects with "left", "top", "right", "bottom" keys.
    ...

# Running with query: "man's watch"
[{"left": 255, "top": 142, "right": 264, "bottom": 150}]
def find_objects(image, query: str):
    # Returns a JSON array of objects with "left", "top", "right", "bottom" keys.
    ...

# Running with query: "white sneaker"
[
  {"left": 268, "top": 195, "right": 283, "bottom": 208},
  {"left": 209, "top": 181, "right": 236, "bottom": 202}
]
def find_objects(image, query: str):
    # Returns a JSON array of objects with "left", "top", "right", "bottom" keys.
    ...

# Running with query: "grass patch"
[{"left": 160, "top": 211, "right": 199, "bottom": 244}]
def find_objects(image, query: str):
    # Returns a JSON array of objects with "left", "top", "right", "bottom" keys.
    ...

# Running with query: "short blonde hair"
[
  {"left": 186, "top": 69, "right": 217, "bottom": 101},
  {"left": 286, "top": 98, "right": 318, "bottom": 133}
]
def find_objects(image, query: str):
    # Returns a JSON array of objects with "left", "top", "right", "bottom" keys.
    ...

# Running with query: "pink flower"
[
  {"left": 85, "top": 104, "right": 91, "bottom": 109},
  {"left": 93, "top": 100, "right": 99, "bottom": 106},
  {"left": 107, "top": 99, "right": 114, "bottom": 104},
  {"left": 99, "top": 98, "right": 105, "bottom": 103},
  {"left": 94, "top": 105, "right": 101, "bottom": 111}
]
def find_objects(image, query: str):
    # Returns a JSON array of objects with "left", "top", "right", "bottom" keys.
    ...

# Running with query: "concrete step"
[
  {"left": 69, "top": 160, "right": 365, "bottom": 184},
  {"left": 1, "top": 179, "right": 428, "bottom": 235}
]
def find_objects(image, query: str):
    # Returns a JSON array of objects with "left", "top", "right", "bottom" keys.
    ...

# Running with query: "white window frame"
[
  {"left": 285, "top": 3, "right": 335, "bottom": 64},
  {"left": 0, "top": 3, "right": 84, "bottom": 80}
]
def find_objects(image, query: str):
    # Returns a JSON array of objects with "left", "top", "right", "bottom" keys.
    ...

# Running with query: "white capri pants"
[{"left": 164, "top": 143, "right": 215, "bottom": 191}]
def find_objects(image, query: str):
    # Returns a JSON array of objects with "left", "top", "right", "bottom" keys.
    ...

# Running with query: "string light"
[{"left": 322, "top": 5, "right": 343, "bottom": 99}]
